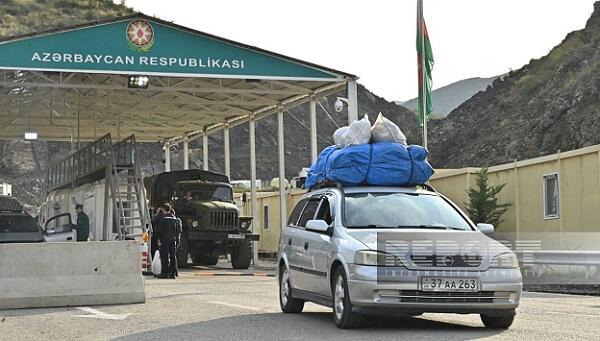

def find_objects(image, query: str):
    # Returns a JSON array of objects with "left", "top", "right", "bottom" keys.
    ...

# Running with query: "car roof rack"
[{"left": 307, "top": 181, "right": 437, "bottom": 193}]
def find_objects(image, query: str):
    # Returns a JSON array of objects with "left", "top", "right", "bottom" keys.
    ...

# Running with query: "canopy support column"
[
  {"left": 277, "top": 106, "right": 287, "bottom": 231},
  {"left": 347, "top": 79, "right": 358, "bottom": 124},
  {"left": 224, "top": 124, "right": 231, "bottom": 178},
  {"left": 164, "top": 143, "right": 171, "bottom": 172},
  {"left": 249, "top": 115, "right": 258, "bottom": 265},
  {"left": 183, "top": 137, "right": 189, "bottom": 170},
  {"left": 202, "top": 133, "right": 209, "bottom": 171},
  {"left": 309, "top": 94, "right": 318, "bottom": 163}
]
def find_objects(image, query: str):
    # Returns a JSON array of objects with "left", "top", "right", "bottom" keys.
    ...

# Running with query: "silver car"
[{"left": 278, "top": 185, "right": 521, "bottom": 329}]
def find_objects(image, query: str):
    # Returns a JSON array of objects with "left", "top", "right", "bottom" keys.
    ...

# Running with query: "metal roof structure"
[
  {"left": 0, "top": 13, "right": 357, "bottom": 142},
  {"left": 0, "top": 13, "right": 359, "bottom": 259}
]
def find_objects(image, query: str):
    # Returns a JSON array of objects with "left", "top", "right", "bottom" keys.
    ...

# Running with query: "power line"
[
  {"left": 285, "top": 111, "right": 333, "bottom": 145},
  {"left": 317, "top": 98, "right": 342, "bottom": 129}
]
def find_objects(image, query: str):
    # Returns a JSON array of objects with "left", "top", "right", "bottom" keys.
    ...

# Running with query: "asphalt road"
[{"left": 1, "top": 262, "right": 600, "bottom": 341}]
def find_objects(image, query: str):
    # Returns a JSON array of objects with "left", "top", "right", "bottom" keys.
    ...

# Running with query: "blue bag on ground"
[
  {"left": 367, "top": 142, "right": 412, "bottom": 185},
  {"left": 304, "top": 146, "right": 338, "bottom": 189},
  {"left": 328, "top": 144, "right": 371, "bottom": 185},
  {"left": 407, "top": 145, "right": 434, "bottom": 184}
]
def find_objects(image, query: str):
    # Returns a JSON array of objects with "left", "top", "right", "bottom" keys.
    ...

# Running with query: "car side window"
[
  {"left": 315, "top": 198, "right": 333, "bottom": 226},
  {"left": 288, "top": 199, "right": 307, "bottom": 227},
  {"left": 297, "top": 199, "right": 320, "bottom": 228}
]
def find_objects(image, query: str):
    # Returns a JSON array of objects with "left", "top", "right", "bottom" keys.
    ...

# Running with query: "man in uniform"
[
  {"left": 74, "top": 204, "right": 89, "bottom": 242},
  {"left": 154, "top": 203, "right": 182, "bottom": 279}
]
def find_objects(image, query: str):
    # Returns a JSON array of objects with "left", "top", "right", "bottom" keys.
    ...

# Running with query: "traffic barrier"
[{"left": 0, "top": 241, "right": 145, "bottom": 309}]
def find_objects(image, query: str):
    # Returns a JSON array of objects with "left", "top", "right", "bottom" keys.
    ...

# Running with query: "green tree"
[{"left": 465, "top": 168, "right": 511, "bottom": 226}]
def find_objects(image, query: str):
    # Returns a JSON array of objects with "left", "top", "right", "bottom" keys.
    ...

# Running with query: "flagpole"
[{"left": 419, "top": 0, "right": 428, "bottom": 150}]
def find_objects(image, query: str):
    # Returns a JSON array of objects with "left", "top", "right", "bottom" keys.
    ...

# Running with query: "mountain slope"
[
  {"left": 402, "top": 76, "right": 499, "bottom": 117},
  {"left": 429, "top": 2, "right": 600, "bottom": 168}
]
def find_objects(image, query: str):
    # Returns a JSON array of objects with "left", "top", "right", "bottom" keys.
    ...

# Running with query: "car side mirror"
[
  {"left": 477, "top": 223, "right": 494, "bottom": 236},
  {"left": 305, "top": 220, "right": 329, "bottom": 233}
]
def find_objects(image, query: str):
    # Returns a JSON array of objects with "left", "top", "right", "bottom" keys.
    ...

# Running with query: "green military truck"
[{"left": 144, "top": 170, "right": 258, "bottom": 269}]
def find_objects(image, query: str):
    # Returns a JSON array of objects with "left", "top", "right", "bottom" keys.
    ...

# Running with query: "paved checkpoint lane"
[{"left": 1, "top": 263, "right": 600, "bottom": 341}]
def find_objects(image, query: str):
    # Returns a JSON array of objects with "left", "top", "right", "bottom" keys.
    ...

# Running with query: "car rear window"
[{"left": 0, "top": 215, "right": 40, "bottom": 233}]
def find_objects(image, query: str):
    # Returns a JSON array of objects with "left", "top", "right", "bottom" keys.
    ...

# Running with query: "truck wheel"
[
  {"left": 231, "top": 240, "right": 252, "bottom": 269},
  {"left": 177, "top": 235, "right": 189, "bottom": 268},
  {"left": 192, "top": 253, "right": 219, "bottom": 266}
]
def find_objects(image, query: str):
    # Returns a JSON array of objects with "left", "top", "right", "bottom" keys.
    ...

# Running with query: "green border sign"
[{"left": 0, "top": 18, "right": 340, "bottom": 81}]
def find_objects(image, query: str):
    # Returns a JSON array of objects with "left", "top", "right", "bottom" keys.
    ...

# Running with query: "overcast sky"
[{"left": 120, "top": 0, "right": 597, "bottom": 101}]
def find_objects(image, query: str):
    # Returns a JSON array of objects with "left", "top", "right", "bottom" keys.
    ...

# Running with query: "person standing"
[
  {"left": 74, "top": 204, "right": 89, "bottom": 242},
  {"left": 155, "top": 203, "right": 181, "bottom": 279}
]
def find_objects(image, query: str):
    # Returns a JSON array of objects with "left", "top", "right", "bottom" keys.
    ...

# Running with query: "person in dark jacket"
[
  {"left": 75, "top": 204, "right": 90, "bottom": 242},
  {"left": 154, "top": 203, "right": 182, "bottom": 279}
]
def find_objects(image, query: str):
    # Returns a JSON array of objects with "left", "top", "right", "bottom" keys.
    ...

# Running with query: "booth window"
[
  {"left": 543, "top": 173, "right": 559, "bottom": 219},
  {"left": 263, "top": 205, "right": 269, "bottom": 230}
]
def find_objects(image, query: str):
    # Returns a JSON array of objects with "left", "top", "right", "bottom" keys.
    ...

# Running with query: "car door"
[
  {"left": 44, "top": 213, "right": 76, "bottom": 242},
  {"left": 290, "top": 197, "right": 321, "bottom": 292},
  {"left": 302, "top": 195, "right": 336, "bottom": 296},
  {"left": 282, "top": 199, "right": 307, "bottom": 283}
]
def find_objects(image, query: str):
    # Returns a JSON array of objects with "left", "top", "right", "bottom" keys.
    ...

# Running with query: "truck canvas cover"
[{"left": 144, "top": 170, "right": 230, "bottom": 207}]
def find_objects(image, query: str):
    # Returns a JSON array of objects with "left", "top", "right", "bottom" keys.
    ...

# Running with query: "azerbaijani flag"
[{"left": 417, "top": 0, "right": 434, "bottom": 127}]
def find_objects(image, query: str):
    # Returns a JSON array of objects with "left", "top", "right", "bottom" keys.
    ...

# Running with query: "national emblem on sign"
[{"left": 126, "top": 20, "right": 154, "bottom": 52}]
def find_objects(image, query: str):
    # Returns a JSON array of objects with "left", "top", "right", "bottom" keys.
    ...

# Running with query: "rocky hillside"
[
  {"left": 0, "top": 1, "right": 419, "bottom": 205},
  {"left": 429, "top": 2, "right": 600, "bottom": 168},
  {"left": 402, "top": 76, "right": 499, "bottom": 117}
]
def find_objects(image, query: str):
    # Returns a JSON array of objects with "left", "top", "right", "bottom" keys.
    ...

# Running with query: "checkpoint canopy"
[
  {"left": 0, "top": 13, "right": 359, "bottom": 249},
  {"left": 0, "top": 13, "right": 358, "bottom": 142}
]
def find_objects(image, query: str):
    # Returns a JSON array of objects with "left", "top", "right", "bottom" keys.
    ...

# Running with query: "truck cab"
[{"left": 145, "top": 170, "right": 258, "bottom": 269}]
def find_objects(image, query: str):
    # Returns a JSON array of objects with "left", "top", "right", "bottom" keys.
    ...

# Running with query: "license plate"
[
  {"left": 421, "top": 277, "right": 479, "bottom": 292},
  {"left": 228, "top": 233, "right": 245, "bottom": 240}
]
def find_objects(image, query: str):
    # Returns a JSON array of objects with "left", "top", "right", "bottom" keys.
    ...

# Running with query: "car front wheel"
[
  {"left": 332, "top": 267, "right": 363, "bottom": 329},
  {"left": 279, "top": 266, "right": 304, "bottom": 313},
  {"left": 480, "top": 314, "right": 515, "bottom": 329}
]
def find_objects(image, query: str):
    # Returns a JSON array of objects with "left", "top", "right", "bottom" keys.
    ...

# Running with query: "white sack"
[
  {"left": 370, "top": 112, "right": 407, "bottom": 145},
  {"left": 344, "top": 115, "right": 371, "bottom": 146},
  {"left": 333, "top": 126, "right": 349, "bottom": 146},
  {"left": 152, "top": 250, "right": 162, "bottom": 276}
]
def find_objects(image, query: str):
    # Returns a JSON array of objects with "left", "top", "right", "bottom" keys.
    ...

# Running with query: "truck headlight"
[
  {"left": 354, "top": 250, "right": 403, "bottom": 267},
  {"left": 191, "top": 221, "right": 199, "bottom": 228},
  {"left": 240, "top": 220, "right": 251, "bottom": 230},
  {"left": 490, "top": 252, "right": 519, "bottom": 269}
]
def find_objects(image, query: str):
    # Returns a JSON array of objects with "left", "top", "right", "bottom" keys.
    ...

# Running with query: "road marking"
[
  {"left": 195, "top": 272, "right": 274, "bottom": 277},
  {"left": 72, "top": 307, "right": 131, "bottom": 320},
  {"left": 208, "top": 300, "right": 274, "bottom": 313},
  {"left": 523, "top": 310, "right": 600, "bottom": 318}
]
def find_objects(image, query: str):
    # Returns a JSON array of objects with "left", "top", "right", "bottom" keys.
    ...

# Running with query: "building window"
[
  {"left": 263, "top": 205, "right": 269, "bottom": 230},
  {"left": 543, "top": 173, "right": 559, "bottom": 219}
]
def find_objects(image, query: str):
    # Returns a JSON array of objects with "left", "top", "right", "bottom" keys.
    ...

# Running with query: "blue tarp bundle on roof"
[{"left": 304, "top": 142, "right": 434, "bottom": 189}]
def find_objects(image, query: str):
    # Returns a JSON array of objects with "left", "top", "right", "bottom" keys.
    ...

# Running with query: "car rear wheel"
[
  {"left": 279, "top": 266, "right": 304, "bottom": 313},
  {"left": 480, "top": 314, "right": 515, "bottom": 329},
  {"left": 332, "top": 267, "right": 363, "bottom": 329}
]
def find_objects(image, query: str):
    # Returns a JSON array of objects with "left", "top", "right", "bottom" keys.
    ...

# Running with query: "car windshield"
[
  {"left": 0, "top": 215, "right": 40, "bottom": 233},
  {"left": 183, "top": 186, "right": 232, "bottom": 202},
  {"left": 344, "top": 192, "right": 472, "bottom": 230}
]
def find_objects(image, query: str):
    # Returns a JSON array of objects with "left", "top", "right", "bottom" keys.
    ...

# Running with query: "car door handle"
[
  {"left": 304, "top": 242, "right": 309, "bottom": 250},
  {"left": 288, "top": 238, "right": 292, "bottom": 246}
]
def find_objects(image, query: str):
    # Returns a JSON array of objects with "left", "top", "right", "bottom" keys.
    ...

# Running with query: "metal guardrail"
[{"left": 515, "top": 250, "right": 600, "bottom": 267}]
